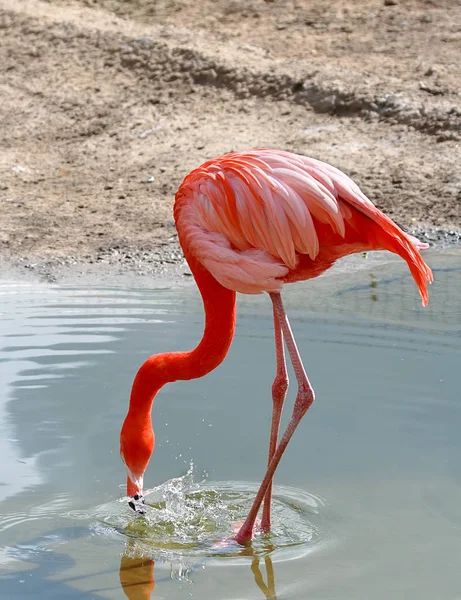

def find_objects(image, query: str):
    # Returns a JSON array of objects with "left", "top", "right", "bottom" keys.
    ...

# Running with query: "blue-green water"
[{"left": 0, "top": 249, "right": 460, "bottom": 599}]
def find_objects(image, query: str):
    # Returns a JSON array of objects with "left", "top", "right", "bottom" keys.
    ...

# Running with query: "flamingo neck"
[{"left": 126, "top": 253, "right": 237, "bottom": 422}]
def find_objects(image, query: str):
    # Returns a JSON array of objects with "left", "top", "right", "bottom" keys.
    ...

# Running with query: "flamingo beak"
[
  {"left": 128, "top": 493, "right": 146, "bottom": 514},
  {"left": 126, "top": 473, "right": 146, "bottom": 514}
]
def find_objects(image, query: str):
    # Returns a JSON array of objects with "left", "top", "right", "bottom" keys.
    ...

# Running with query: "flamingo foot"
[
  {"left": 233, "top": 524, "right": 254, "bottom": 546},
  {"left": 231, "top": 518, "right": 261, "bottom": 538},
  {"left": 212, "top": 518, "right": 262, "bottom": 549},
  {"left": 233, "top": 517, "right": 263, "bottom": 545}
]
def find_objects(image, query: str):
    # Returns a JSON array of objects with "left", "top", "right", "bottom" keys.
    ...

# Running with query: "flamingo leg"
[
  {"left": 261, "top": 297, "right": 289, "bottom": 532},
  {"left": 234, "top": 292, "right": 315, "bottom": 545}
]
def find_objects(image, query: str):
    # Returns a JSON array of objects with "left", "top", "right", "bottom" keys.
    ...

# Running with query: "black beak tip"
[{"left": 128, "top": 494, "right": 146, "bottom": 514}]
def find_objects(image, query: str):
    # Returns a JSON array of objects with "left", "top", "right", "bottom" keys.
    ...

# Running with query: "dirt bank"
[{"left": 0, "top": 0, "right": 460, "bottom": 282}]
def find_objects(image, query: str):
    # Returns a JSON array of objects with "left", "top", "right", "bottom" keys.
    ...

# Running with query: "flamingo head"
[{"left": 120, "top": 417, "right": 155, "bottom": 513}]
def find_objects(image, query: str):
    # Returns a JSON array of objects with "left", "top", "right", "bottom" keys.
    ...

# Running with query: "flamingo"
[{"left": 120, "top": 148, "right": 433, "bottom": 545}]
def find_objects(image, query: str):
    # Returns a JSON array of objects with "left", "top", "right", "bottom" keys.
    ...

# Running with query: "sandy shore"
[{"left": 0, "top": 0, "right": 460, "bottom": 283}]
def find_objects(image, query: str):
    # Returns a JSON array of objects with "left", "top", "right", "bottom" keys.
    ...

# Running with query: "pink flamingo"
[{"left": 120, "top": 149, "right": 432, "bottom": 545}]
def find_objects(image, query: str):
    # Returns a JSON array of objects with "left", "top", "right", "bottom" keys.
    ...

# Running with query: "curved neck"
[{"left": 127, "top": 253, "right": 236, "bottom": 420}]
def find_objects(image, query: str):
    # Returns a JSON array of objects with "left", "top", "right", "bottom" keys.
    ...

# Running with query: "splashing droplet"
[{"left": 88, "top": 463, "right": 330, "bottom": 563}]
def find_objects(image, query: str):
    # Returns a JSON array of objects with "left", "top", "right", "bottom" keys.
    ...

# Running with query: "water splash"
[{"left": 90, "top": 463, "right": 329, "bottom": 564}]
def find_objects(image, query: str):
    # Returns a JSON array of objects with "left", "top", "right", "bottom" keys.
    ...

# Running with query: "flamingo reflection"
[
  {"left": 120, "top": 553, "right": 155, "bottom": 600},
  {"left": 251, "top": 556, "right": 277, "bottom": 600},
  {"left": 119, "top": 548, "right": 277, "bottom": 599}
]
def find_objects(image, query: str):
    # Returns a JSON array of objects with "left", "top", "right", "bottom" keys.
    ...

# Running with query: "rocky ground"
[{"left": 0, "top": 0, "right": 460, "bottom": 282}]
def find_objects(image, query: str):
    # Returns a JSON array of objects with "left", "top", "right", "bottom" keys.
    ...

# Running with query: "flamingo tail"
[{"left": 370, "top": 215, "right": 433, "bottom": 307}]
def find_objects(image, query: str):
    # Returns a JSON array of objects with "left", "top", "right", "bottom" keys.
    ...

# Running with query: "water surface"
[{"left": 0, "top": 249, "right": 460, "bottom": 599}]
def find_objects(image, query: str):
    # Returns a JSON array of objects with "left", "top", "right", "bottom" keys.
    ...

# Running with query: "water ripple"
[{"left": 71, "top": 466, "right": 331, "bottom": 564}]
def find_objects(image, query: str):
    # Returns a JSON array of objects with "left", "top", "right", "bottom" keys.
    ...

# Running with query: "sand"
[{"left": 0, "top": 0, "right": 460, "bottom": 282}]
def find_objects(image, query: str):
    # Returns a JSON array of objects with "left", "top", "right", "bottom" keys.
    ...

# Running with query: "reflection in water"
[
  {"left": 120, "top": 552, "right": 155, "bottom": 600},
  {"left": 119, "top": 549, "right": 278, "bottom": 600},
  {"left": 0, "top": 527, "right": 108, "bottom": 599},
  {"left": 251, "top": 556, "right": 277, "bottom": 600}
]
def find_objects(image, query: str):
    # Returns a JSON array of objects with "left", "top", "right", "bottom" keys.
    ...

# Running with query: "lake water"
[{"left": 0, "top": 248, "right": 460, "bottom": 599}]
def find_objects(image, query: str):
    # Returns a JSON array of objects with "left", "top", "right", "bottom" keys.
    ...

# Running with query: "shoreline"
[{"left": 2, "top": 225, "right": 460, "bottom": 288}]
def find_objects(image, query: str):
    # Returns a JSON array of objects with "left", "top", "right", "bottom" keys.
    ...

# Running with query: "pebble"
[{"left": 11, "top": 227, "right": 460, "bottom": 285}]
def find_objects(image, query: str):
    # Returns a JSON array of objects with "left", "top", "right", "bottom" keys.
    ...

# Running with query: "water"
[{"left": 0, "top": 249, "right": 460, "bottom": 599}]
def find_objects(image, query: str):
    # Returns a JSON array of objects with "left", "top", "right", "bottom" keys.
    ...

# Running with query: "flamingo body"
[
  {"left": 121, "top": 148, "right": 432, "bottom": 541},
  {"left": 175, "top": 149, "right": 432, "bottom": 302}
]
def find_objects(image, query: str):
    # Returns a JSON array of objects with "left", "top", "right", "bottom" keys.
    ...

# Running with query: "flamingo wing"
[{"left": 174, "top": 149, "right": 432, "bottom": 302}]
